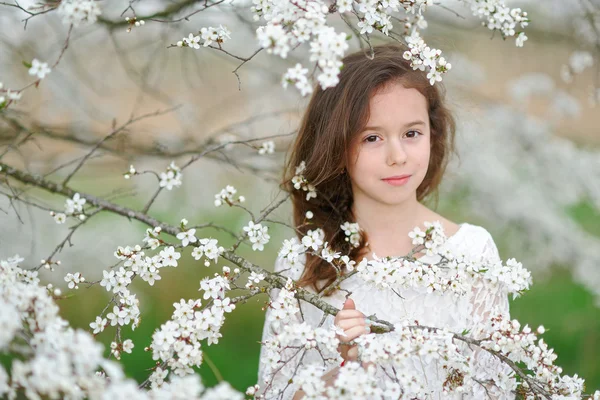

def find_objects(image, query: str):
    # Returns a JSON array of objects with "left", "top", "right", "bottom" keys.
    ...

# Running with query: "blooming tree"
[{"left": 1, "top": 0, "right": 600, "bottom": 399}]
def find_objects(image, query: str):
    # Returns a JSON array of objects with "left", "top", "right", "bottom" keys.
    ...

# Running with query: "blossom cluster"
[
  {"left": 243, "top": 221, "right": 271, "bottom": 251},
  {"left": 94, "top": 243, "right": 185, "bottom": 333},
  {"left": 56, "top": 0, "right": 102, "bottom": 27},
  {"left": 353, "top": 222, "right": 532, "bottom": 296},
  {"left": 341, "top": 221, "right": 361, "bottom": 248},
  {"left": 253, "top": 0, "right": 350, "bottom": 92},
  {"left": 149, "top": 285, "right": 236, "bottom": 377},
  {"left": 282, "top": 63, "right": 313, "bottom": 96},
  {"left": 469, "top": 1, "right": 529, "bottom": 47},
  {"left": 291, "top": 161, "right": 317, "bottom": 201},
  {"left": 258, "top": 224, "right": 597, "bottom": 400},
  {"left": 478, "top": 311, "right": 596, "bottom": 399},
  {"left": 191, "top": 238, "right": 226, "bottom": 267},
  {"left": 258, "top": 140, "right": 275, "bottom": 155},
  {"left": 214, "top": 185, "right": 245, "bottom": 207},
  {"left": 0, "top": 255, "right": 244, "bottom": 398},
  {"left": 50, "top": 192, "right": 87, "bottom": 224},
  {"left": 176, "top": 25, "right": 232, "bottom": 48},
  {"left": 246, "top": 271, "right": 265, "bottom": 289},
  {"left": 159, "top": 161, "right": 182, "bottom": 190},
  {"left": 403, "top": 31, "right": 452, "bottom": 85},
  {"left": 64, "top": 271, "right": 85, "bottom": 289}
]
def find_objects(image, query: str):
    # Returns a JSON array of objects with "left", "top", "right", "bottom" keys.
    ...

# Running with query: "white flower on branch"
[
  {"left": 278, "top": 237, "right": 304, "bottom": 267},
  {"left": 212, "top": 297, "right": 236, "bottom": 314},
  {"left": 320, "top": 242, "right": 341, "bottom": 263},
  {"left": 301, "top": 228, "right": 325, "bottom": 252},
  {"left": 292, "top": 161, "right": 317, "bottom": 200},
  {"left": 200, "top": 24, "right": 231, "bottom": 47},
  {"left": 57, "top": 0, "right": 102, "bottom": 27},
  {"left": 200, "top": 275, "right": 230, "bottom": 300},
  {"left": 65, "top": 192, "right": 86, "bottom": 214},
  {"left": 159, "top": 246, "right": 181, "bottom": 267},
  {"left": 106, "top": 305, "right": 130, "bottom": 327},
  {"left": 64, "top": 272, "right": 84, "bottom": 289},
  {"left": 159, "top": 161, "right": 182, "bottom": 190},
  {"left": 340, "top": 221, "right": 361, "bottom": 248},
  {"left": 282, "top": 63, "right": 313, "bottom": 96},
  {"left": 122, "top": 339, "right": 134, "bottom": 354},
  {"left": 114, "top": 267, "right": 134, "bottom": 294},
  {"left": 191, "top": 238, "right": 225, "bottom": 267},
  {"left": 139, "top": 259, "right": 162, "bottom": 286},
  {"left": 52, "top": 212, "right": 66, "bottom": 224},
  {"left": 176, "top": 228, "right": 197, "bottom": 247},
  {"left": 100, "top": 269, "right": 116, "bottom": 292},
  {"left": 148, "top": 366, "right": 169, "bottom": 390},
  {"left": 89, "top": 315, "right": 107, "bottom": 334},
  {"left": 143, "top": 226, "right": 162, "bottom": 250},
  {"left": 404, "top": 31, "right": 452, "bottom": 85},
  {"left": 245, "top": 272, "right": 265, "bottom": 288},
  {"left": 515, "top": 32, "right": 528, "bottom": 47},
  {"left": 27, "top": 59, "right": 51, "bottom": 79},
  {"left": 256, "top": 24, "right": 291, "bottom": 59},
  {"left": 258, "top": 140, "right": 275, "bottom": 155},
  {"left": 214, "top": 185, "right": 244, "bottom": 207},
  {"left": 243, "top": 221, "right": 270, "bottom": 251},
  {"left": 149, "top": 295, "right": 231, "bottom": 375}
]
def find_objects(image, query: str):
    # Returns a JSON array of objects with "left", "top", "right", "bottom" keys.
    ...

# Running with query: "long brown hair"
[{"left": 282, "top": 43, "right": 457, "bottom": 294}]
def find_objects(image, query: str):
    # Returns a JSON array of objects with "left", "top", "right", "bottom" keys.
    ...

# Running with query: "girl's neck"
[{"left": 352, "top": 197, "right": 429, "bottom": 258}]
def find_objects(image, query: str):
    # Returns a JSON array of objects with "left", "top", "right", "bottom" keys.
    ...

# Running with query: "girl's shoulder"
[{"left": 447, "top": 222, "right": 499, "bottom": 259}]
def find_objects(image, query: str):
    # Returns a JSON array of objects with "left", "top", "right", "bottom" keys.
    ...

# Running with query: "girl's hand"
[{"left": 334, "top": 298, "right": 370, "bottom": 363}]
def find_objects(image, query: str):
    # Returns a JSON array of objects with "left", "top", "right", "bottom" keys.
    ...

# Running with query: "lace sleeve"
[
  {"left": 256, "top": 257, "right": 305, "bottom": 400},
  {"left": 468, "top": 231, "right": 517, "bottom": 400}
]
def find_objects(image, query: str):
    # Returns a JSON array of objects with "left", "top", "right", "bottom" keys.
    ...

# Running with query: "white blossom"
[
  {"left": 28, "top": 59, "right": 51, "bottom": 79},
  {"left": 214, "top": 185, "right": 244, "bottom": 207},
  {"left": 64, "top": 272, "right": 85, "bottom": 289},
  {"left": 176, "top": 228, "right": 197, "bottom": 247},
  {"left": 258, "top": 140, "right": 275, "bottom": 155},
  {"left": 159, "top": 162, "right": 182, "bottom": 190},
  {"left": 243, "top": 221, "right": 270, "bottom": 251},
  {"left": 57, "top": 0, "right": 102, "bottom": 26}
]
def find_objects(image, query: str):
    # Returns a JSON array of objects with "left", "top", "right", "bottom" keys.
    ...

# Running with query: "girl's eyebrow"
[{"left": 361, "top": 120, "right": 427, "bottom": 132}]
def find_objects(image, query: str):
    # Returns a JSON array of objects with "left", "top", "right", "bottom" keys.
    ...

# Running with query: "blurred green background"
[{"left": 53, "top": 193, "right": 600, "bottom": 394}]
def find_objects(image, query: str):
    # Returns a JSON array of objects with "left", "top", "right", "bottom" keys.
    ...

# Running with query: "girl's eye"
[
  {"left": 363, "top": 135, "right": 379, "bottom": 143},
  {"left": 405, "top": 130, "right": 422, "bottom": 139}
]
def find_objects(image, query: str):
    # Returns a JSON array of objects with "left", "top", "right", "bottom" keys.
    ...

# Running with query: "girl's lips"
[{"left": 382, "top": 175, "right": 411, "bottom": 186}]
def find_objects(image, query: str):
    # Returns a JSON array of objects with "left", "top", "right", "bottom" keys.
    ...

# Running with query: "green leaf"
[{"left": 22, "top": 61, "right": 32, "bottom": 69}]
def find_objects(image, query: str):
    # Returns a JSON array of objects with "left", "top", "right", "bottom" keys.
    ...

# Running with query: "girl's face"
[{"left": 347, "top": 81, "right": 431, "bottom": 207}]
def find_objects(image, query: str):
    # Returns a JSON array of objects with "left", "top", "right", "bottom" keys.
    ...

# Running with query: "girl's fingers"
[
  {"left": 336, "top": 317, "right": 367, "bottom": 330},
  {"left": 341, "top": 325, "right": 370, "bottom": 341},
  {"left": 346, "top": 345, "right": 358, "bottom": 361},
  {"left": 334, "top": 310, "right": 365, "bottom": 321}
]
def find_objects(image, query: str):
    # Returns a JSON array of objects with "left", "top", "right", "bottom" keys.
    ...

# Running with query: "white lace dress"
[{"left": 257, "top": 223, "right": 515, "bottom": 400}]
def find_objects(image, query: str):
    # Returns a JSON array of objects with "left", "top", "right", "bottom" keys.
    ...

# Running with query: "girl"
[{"left": 257, "top": 44, "right": 513, "bottom": 399}]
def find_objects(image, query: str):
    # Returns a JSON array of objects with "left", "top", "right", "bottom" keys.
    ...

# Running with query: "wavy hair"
[{"left": 282, "top": 43, "right": 457, "bottom": 294}]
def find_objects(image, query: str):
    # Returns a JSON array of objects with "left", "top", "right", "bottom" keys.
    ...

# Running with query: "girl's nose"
[{"left": 386, "top": 140, "right": 408, "bottom": 166}]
